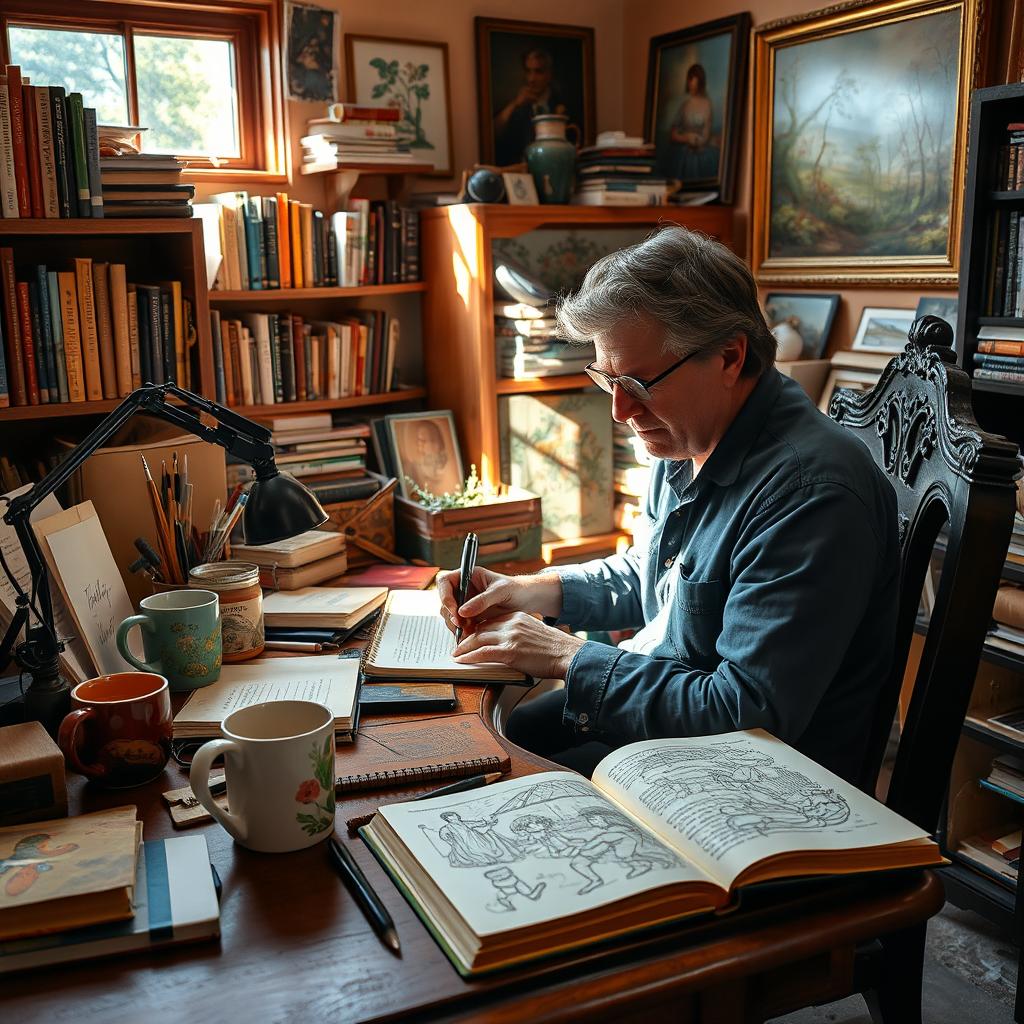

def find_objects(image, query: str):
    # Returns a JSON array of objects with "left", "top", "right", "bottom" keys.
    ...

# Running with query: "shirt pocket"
[{"left": 672, "top": 576, "right": 727, "bottom": 667}]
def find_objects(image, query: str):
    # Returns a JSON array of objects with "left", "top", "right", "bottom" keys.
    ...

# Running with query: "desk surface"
[{"left": 0, "top": 680, "right": 943, "bottom": 1024}]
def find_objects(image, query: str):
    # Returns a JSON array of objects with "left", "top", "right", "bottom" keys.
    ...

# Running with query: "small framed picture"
[
  {"left": 851, "top": 307, "right": 916, "bottom": 354},
  {"left": 386, "top": 410, "right": 465, "bottom": 500},
  {"left": 285, "top": 2, "right": 340, "bottom": 102},
  {"left": 915, "top": 296, "right": 959, "bottom": 332},
  {"left": 763, "top": 292, "right": 840, "bottom": 360},
  {"left": 502, "top": 172, "right": 539, "bottom": 204},
  {"left": 817, "top": 368, "right": 881, "bottom": 414}
]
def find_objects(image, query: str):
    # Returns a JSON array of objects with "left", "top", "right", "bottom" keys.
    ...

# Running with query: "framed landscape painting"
[
  {"left": 852, "top": 308, "right": 916, "bottom": 353},
  {"left": 763, "top": 292, "right": 840, "bottom": 359},
  {"left": 751, "top": 0, "right": 982, "bottom": 285},
  {"left": 345, "top": 35, "right": 453, "bottom": 175},
  {"left": 643, "top": 14, "right": 750, "bottom": 203}
]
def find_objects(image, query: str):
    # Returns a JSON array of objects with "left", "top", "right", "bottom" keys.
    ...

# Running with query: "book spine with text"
[
  {"left": 269, "top": 313, "right": 283, "bottom": 401},
  {"left": 244, "top": 198, "right": 263, "bottom": 289},
  {"left": 0, "top": 247, "right": 26, "bottom": 404},
  {"left": 126, "top": 284, "right": 141, "bottom": 389},
  {"left": 279, "top": 313, "right": 295, "bottom": 401},
  {"left": 48, "top": 86, "right": 72, "bottom": 219},
  {"left": 92, "top": 262, "right": 118, "bottom": 398},
  {"left": 33, "top": 86, "right": 59, "bottom": 218},
  {"left": 210, "top": 311, "right": 226, "bottom": 404},
  {"left": 16, "top": 281, "right": 40, "bottom": 404},
  {"left": 292, "top": 313, "right": 307, "bottom": 401},
  {"left": 21, "top": 84, "right": 44, "bottom": 217},
  {"left": 159, "top": 287, "right": 175, "bottom": 383},
  {"left": 83, "top": 107, "right": 103, "bottom": 217},
  {"left": 108, "top": 263, "right": 133, "bottom": 395},
  {"left": 0, "top": 77, "right": 18, "bottom": 217},
  {"left": 4, "top": 67, "right": 30, "bottom": 216},
  {"left": 33, "top": 267, "right": 58, "bottom": 402},
  {"left": 263, "top": 196, "right": 280, "bottom": 288},
  {"left": 56, "top": 270, "right": 85, "bottom": 401},
  {"left": 66, "top": 93, "right": 91, "bottom": 217},
  {"left": 45, "top": 270, "right": 68, "bottom": 403},
  {"left": 26, "top": 281, "right": 49, "bottom": 402},
  {"left": 289, "top": 200, "right": 303, "bottom": 288},
  {"left": 134, "top": 285, "right": 152, "bottom": 384},
  {"left": 73, "top": 257, "right": 103, "bottom": 399}
]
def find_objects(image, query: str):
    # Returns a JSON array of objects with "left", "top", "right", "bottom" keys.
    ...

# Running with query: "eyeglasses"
[{"left": 584, "top": 349, "right": 699, "bottom": 402}]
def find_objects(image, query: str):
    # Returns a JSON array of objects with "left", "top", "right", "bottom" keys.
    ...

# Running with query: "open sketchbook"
[
  {"left": 361, "top": 729, "right": 943, "bottom": 975},
  {"left": 362, "top": 590, "right": 529, "bottom": 684}
]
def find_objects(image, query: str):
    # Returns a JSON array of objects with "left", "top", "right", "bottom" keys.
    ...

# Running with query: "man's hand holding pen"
[{"left": 437, "top": 565, "right": 583, "bottom": 680}]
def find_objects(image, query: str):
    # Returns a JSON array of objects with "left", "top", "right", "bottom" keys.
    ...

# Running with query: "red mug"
[{"left": 57, "top": 672, "right": 172, "bottom": 788}]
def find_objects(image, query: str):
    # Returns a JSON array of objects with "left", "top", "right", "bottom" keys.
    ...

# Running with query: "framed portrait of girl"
[{"left": 643, "top": 14, "right": 750, "bottom": 203}]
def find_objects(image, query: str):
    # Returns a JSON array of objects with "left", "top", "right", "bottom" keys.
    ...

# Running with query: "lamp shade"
[{"left": 242, "top": 471, "right": 328, "bottom": 545}]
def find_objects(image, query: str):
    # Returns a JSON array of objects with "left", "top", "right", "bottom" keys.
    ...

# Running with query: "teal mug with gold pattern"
[{"left": 116, "top": 589, "right": 222, "bottom": 691}]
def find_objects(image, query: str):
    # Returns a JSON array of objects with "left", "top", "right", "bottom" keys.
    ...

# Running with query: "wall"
[{"left": 620, "top": 0, "right": 963, "bottom": 356}]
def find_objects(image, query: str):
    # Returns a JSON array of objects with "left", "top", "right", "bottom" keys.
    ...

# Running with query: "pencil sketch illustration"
[
  {"left": 605, "top": 739, "right": 851, "bottom": 860},
  {"left": 413, "top": 777, "right": 687, "bottom": 915}
]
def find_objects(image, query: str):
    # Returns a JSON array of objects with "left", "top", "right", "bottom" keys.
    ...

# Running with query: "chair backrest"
[{"left": 829, "top": 316, "right": 1019, "bottom": 831}]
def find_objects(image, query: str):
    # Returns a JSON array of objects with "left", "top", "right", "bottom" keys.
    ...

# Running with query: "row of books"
[
  {"left": 210, "top": 308, "right": 400, "bottom": 409},
  {"left": 572, "top": 134, "right": 668, "bottom": 207},
  {"left": 981, "top": 208, "right": 1024, "bottom": 317},
  {"left": 200, "top": 193, "right": 420, "bottom": 291},
  {"left": 995, "top": 121, "right": 1024, "bottom": 191},
  {"left": 972, "top": 325, "right": 1024, "bottom": 385},
  {"left": 0, "top": 248, "right": 194, "bottom": 407},
  {"left": 0, "top": 64, "right": 103, "bottom": 218},
  {"left": 301, "top": 107, "right": 416, "bottom": 173}
]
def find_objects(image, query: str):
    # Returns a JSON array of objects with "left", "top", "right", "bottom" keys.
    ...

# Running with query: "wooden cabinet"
[{"left": 420, "top": 203, "right": 734, "bottom": 489}]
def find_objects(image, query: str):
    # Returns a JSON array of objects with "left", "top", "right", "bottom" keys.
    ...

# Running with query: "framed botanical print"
[
  {"left": 643, "top": 14, "right": 750, "bottom": 203},
  {"left": 751, "top": 0, "right": 983, "bottom": 285},
  {"left": 475, "top": 17, "right": 595, "bottom": 167},
  {"left": 345, "top": 35, "right": 453, "bottom": 175}
]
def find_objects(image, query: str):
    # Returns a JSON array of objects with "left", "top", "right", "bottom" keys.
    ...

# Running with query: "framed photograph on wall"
[
  {"left": 852, "top": 308, "right": 916, "bottom": 353},
  {"left": 386, "top": 410, "right": 465, "bottom": 500},
  {"left": 643, "top": 14, "right": 750, "bottom": 203},
  {"left": 763, "top": 292, "right": 840, "bottom": 359},
  {"left": 751, "top": 0, "right": 982, "bottom": 285},
  {"left": 475, "top": 17, "right": 595, "bottom": 167},
  {"left": 345, "top": 35, "right": 453, "bottom": 176},
  {"left": 285, "top": 2, "right": 340, "bottom": 102}
]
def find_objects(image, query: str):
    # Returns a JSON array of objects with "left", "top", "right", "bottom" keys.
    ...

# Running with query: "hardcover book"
[{"left": 362, "top": 730, "right": 944, "bottom": 976}]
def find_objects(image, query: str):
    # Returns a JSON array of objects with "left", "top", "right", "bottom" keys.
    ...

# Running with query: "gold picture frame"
[{"left": 751, "top": 0, "right": 984, "bottom": 287}]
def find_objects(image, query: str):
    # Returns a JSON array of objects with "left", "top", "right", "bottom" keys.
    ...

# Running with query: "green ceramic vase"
[{"left": 525, "top": 114, "right": 578, "bottom": 204}]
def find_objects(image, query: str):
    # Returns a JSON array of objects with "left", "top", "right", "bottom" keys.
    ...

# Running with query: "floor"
[{"left": 770, "top": 902, "right": 1018, "bottom": 1023}]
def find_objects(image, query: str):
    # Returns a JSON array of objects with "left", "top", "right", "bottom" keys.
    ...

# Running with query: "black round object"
[{"left": 464, "top": 168, "right": 506, "bottom": 204}]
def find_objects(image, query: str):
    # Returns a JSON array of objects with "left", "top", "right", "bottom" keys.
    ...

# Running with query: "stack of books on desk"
[
  {"left": 230, "top": 528, "right": 347, "bottom": 589},
  {"left": 572, "top": 134, "right": 667, "bottom": 206},
  {"left": 302, "top": 106, "right": 415, "bottom": 173},
  {"left": 0, "top": 806, "right": 219, "bottom": 972},
  {"left": 494, "top": 303, "right": 593, "bottom": 380},
  {"left": 100, "top": 154, "right": 192, "bottom": 218}
]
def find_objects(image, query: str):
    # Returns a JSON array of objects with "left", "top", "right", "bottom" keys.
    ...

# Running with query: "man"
[
  {"left": 493, "top": 48, "right": 567, "bottom": 166},
  {"left": 440, "top": 227, "right": 899, "bottom": 783},
  {"left": 400, "top": 419, "right": 460, "bottom": 496}
]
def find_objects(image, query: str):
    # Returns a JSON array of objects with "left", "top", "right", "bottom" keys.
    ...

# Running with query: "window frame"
[{"left": 0, "top": 0, "right": 288, "bottom": 181}]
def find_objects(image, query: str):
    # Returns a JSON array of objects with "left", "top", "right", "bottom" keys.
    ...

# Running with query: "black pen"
[
  {"left": 328, "top": 834, "right": 400, "bottom": 955},
  {"left": 413, "top": 771, "right": 504, "bottom": 802},
  {"left": 454, "top": 531, "right": 479, "bottom": 645}
]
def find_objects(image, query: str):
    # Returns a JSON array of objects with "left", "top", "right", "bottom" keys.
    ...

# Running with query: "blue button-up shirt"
[{"left": 551, "top": 368, "right": 900, "bottom": 782}]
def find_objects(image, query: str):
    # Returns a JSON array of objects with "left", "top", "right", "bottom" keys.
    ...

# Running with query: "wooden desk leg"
[{"left": 862, "top": 923, "right": 926, "bottom": 1024}]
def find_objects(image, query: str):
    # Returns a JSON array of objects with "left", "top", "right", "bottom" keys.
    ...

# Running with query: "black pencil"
[
  {"left": 328, "top": 834, "right": 400, "bottom": 955},
  {"left": 412, "top": 771, "right": 504, "bottom": 802}
]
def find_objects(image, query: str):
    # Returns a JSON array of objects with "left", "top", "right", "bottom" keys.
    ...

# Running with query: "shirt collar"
[{"left": 697, "top": 368, "right": 784, "bottom": 488}]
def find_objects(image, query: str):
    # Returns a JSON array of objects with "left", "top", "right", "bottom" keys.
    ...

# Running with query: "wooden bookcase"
[
  {"left": 420, "top": 203, "right": 734, "bottom": 490},
  {"left": 0, "top": 219, "right": 212, "bottom": 425},
  {"left": 940, "top": 81, "right": 1024, "bottom": 985}
]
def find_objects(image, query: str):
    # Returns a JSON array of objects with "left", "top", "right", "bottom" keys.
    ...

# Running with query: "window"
[{"left": 1, "top": 1, "right": 286, "bottom": 177}]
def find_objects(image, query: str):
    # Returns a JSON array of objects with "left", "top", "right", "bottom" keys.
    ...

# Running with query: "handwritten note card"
[{"left": 44, "top": 514, "right": 136, "bottom": 675}]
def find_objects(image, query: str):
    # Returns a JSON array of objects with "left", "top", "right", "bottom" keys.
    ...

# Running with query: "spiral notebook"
[{"left": 335, "top": 714, "right": 511, "bottom": 793}]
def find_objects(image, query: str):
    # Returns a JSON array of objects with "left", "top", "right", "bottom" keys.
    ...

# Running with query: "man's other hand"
[{"left": 452, "top": 611, "right": 584, "bottom": 679}]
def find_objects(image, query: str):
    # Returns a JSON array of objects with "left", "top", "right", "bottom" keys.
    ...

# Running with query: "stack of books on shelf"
[
  {"left": 495, "top": 302, "right": 593, "bottom": 380},
  {"left": 982, "top": 753, "right": 1024, "bottom": 801},
  {"left": 572, "top": 132, "right": 668, "bottom": 207},
  {"left": 210, "top": 307, "right": 399, "bottom": 408},
  {"left": 100, "top": 153, "right": 192, "bottom": 218},
  {"left": 301, "top": 104, "right": 415, "bottom": 173},
  {"left": 200, "top": 192, "right": 420, "bottom": 291},
  {"left": 973, "top": 325, "right": 1024, "bottom": 386},
  {"left": 958, "top": 823, "right": 1021, "bottom": 887},
  {"left": 0, "top": 64, "right": 103, "bottom": 219},
  {"left": 988, "top": 580, "right": 1024, "bottom": 656},
  {"left": 237, "top": 412, "right": 379, "bottom": 507},
  {"left": 995, "top": 121, "right": 1024, "bottom": 191},
  {"left": 613, "top": 421, "right": 653, "bottom": 532},
  {"left": 0, "top": 247, "right": 194, "bottom": 408}
]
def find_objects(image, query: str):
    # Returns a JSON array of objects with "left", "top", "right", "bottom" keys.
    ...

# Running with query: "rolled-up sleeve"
[{"left": 561, "top": 481, "right": 893, "bottom": 743}]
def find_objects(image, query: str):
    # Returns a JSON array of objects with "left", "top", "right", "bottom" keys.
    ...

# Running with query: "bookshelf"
[
  {"left": 209, "top": 283, "right": 428, "bottom": 303},
  {"left": 420, "top": 203, "right": 734, "bottom": 488},
  {"left": 943, "top": 79, "right": 1024, "bottom": 982}
]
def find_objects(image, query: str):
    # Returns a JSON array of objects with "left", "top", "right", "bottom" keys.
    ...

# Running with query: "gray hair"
[{"left": 555, "top": 226, "right": 776, "bottom": 378}]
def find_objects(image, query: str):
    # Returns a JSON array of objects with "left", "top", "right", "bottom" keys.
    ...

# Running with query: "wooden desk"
[{"left": 0, "top": 683, "right": 942, "bottom": 1024}]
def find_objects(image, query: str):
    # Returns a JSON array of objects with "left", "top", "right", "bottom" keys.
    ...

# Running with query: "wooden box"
[
  {"left": 395, "top": 488, "right": 542, "bottom": 568},
  {"left": 320, "top": 473, "right": 396, "bottom": 569},
  {"left": 0, "top": 721, "right": 67, "bottom": 825}
]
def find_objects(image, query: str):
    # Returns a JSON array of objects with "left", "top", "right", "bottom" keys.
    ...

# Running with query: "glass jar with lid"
[{"left": 189, "top": 561, "right": 264, "bottom": 661}]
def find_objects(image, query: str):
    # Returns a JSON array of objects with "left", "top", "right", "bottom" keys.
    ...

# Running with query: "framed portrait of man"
[
  {"left": 643, "top": 14, "right": 750, "bottom": 203},
  {"left": 285, "top": 2, "right": 339, "bottom": 102},
  {"left": 387, "top": 410, "right": 465, "bottom": 500},
  {"left": 475, "top": 17, "right": 595, "bottom": 167}
]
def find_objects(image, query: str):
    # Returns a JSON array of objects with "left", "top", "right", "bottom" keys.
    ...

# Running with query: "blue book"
[
  {"left": 262, "top": 196, "right": 280, "bottom": 289},
  {"left": 26, "top": 282, "right": 50, "bottom": 404},
  {"left": 34, "top": 266, "right": 59, "bottom": 403},
  {"left": 45, "top": 271, "right": 68, "bottom": 404},
  {"left": 244, "top": 199, "right": 263, "bottom": 289},
  {"left": 0, "top": 836, "right": 219, "bottom": 974}
]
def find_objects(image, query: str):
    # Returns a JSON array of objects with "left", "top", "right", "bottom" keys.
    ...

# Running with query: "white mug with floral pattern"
[{"left": 190, "top": 700, "right": 336, "bottom": 853}]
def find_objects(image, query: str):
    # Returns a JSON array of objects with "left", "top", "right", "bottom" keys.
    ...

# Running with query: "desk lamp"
[{"left": 0, "top": 382, "right": 328, "bottom": 733}]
